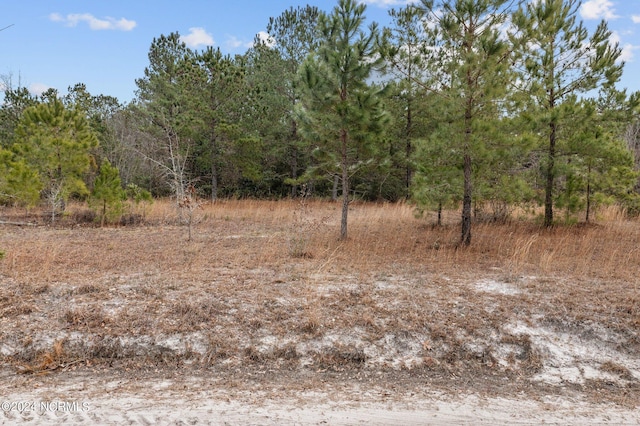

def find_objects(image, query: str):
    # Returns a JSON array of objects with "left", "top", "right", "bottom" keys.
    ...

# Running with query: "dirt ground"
[
  {"left": 2, "top": 370, "right": 639, "bottom": 425},
  {"left": 3, "top": 366, "right": 640, "bottom": 425},
  {"left": 1, "top": 200, "right": 639, "bottom": 424}
]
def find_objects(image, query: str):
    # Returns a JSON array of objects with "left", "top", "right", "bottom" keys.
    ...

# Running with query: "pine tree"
[
  {"left": 134, "top": 33, "right": 198, "bottom": 206},
  {"left": 412, "top": 123, "right": 463, "bottom": 226},
  {"left": 512, "top": 0, "right": 623, "bottom": 226},
  {"left": 381, "top": 5, "right": 432, "bottom": 196},
  {"left": 0, "top": 148, "right": 42, "bottom": 208},
  {"left": 0, "top": 86, "right": 38, "bottom": 148},
  {"left": 90, "top": 158, "right": 125, "bottom": 226},
  {"left": 262, "top": 6, "right": 323, "bottom": 197},
  {"left": 192, "top": 47, "right": 246, "bottom": 200},
  {"left": 13, "top": 98, "right": 98, "bottom": 221},
  {"left": 551, "top": 91, "right": 638, "bottom": 222},
  {"left": 415, "top": 0, "right": 514, "bottom": 245},
  {"left": 297, "top": 0, "right": 389, "bottom": 239}
]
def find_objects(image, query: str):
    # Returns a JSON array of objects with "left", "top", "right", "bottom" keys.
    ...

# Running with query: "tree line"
[{"left": 1, "top": 0, "right": 639, "bottom": 244}]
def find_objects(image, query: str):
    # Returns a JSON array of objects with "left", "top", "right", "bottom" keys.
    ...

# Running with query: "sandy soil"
[{"left": 3, "top": 366, "right": 640, "bottom": 425}]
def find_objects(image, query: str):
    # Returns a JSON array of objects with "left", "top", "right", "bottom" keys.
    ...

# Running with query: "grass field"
[{"left": 1, "top": 199, "right": 639, "bottom": 413}]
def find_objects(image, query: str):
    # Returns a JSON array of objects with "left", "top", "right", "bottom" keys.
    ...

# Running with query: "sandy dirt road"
[{"left": 2, "top": 370, "right": 639, "bottom": 425}]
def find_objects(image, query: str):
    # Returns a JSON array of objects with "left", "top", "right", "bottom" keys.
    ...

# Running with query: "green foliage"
[
  {"left": 62, "top": 83, "right": 121, "bottom": 162},
  {"left": 3, "top": 1, "right": 636, "bottom": 230},
  {"left": 90, "top": 159, "right": 126, "bottom": 226},
  {"left": 297, "top": 0, "right": 389, "bottom": 238},
  {"left": 191, "top": 46, "right": 247, "bottom": 200},
  {"left": 0, "top": 148, "right": 42, "bottom": 208},
  {"left": 231, "top": 6, "right": 324, "bottom": 198},
  {"left": 553, "top": 97, "right": 639, "bottom": 221},
  {"left": 620, "top": 191, "right": 640, "bottom": 217},
  {"left": 512, "top": 0, "right": 623, "bottom": 226},
  {"left": 412, "top": 132, "right": 463, "bottom": 216},
  {"left": 379, "top": 5, "right": 435, "bottom": 197},
  {"left": 125, "top": 183, "right": 153, "bottom": 204},
  {"left": 0, "top": 87, "right": 39, "bottom": 148},
  {"left": 124, "top": 183, "right": 153, "bottom": 219},
  {"left": 410, "top": 0, "right": 514, "bottom": 244},
  {"left": 134, "top": 33, "right": 200, "bottom": 202},
  {"left": 12, "top": 97, "right": 99, "bottom": 220}
]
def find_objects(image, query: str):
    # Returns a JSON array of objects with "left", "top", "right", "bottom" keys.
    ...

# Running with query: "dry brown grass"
[{"left": 0, "top": 199, "right": 639, "bottom": 401}]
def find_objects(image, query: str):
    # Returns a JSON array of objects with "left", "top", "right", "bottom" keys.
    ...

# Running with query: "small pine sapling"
[{"left": 90, "top": 159, "right": 126, "bottom": 226}]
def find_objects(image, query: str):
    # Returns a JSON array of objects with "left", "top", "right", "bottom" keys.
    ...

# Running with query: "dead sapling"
[
  {"left": 288, "top": 184, "right": 330, "bottom": 258},
  {"left": 179, "top": 184, "right": 201, "bottom": 241}
]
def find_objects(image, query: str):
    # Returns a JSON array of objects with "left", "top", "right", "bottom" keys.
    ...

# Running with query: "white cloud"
[
  {"left": 619, "top": 43, "right": 637, "bottom": 62},
  {"left": 223, "top": 32, "right": 275, "bottom": 51},
  {"left": 610, "top": 30, "right": 622, "bottom": 45},
  {"left": 29, "top": 83, "right": 53, "bottom": 96},
  {"left": 49, "top": 13, "right": 136, "bottom": 31},
  {"left": 225, "top": 35, "right": 243, "bottom": 49},
  {"left": 224, "top": 35, "right": 253, "bottom": 50},
  {"left": 255, "top": 31, "right": 275, "bottom": 48},
  {"left": 580, "top": 0, "right": 619, "bottom": 20},
  {"left": 632, "top": 15, "right": 640, "bottom": 24},
  {"left": 609, "top": 31, "right": 638, "bottom": 63},
  {"left": 180, "top": 27, "right": 214, "bottom": 48}
]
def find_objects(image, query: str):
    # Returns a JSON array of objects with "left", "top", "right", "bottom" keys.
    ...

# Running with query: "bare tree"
[{"left": 178, "top": 183, "right": 200, "bottom": 241}]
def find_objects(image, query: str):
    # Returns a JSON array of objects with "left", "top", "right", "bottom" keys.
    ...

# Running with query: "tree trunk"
[
  {"left": 332, "top": 175, "right": 339, "bottom": 202},
  {"left": 405, "top": 87, "right": 413, "bottom": 197},
  {"left": 585, "top": 162, "right": 591, "bottom": 223},
  {"left": 210, "top": 132, "right": 218, "bottom": 202},
  {"left": 437, "top": 201, "right": 442, "bottom": 226},
  {"left": 461, "top": 152, "right": 472, "bottom": 246},
  {"left": 544, "top": 65, "right": 556, "bottom": 227},
  {"left": 341, "top": 177, "right": 349, "bottom": 240},
  {"left": 211, "top": 170, "right": 218, "bottom": 202},
  {"left": 290, "top": 120, "right": 299, "bottom": 198},
  {"left": 340, "top": 128, "right": 349, "bottom": 240},
  {"left": 544, "top": 121, "right": 557, "bottom": 227},
  {"left": 290, "top": 149, "right": 298, "bottom": 198},
  {"left": 461, "top": 93, "right": 473, "bottom": 246},
  {"left": 101, "top": 199, "right": 106, "bottom": 227}
]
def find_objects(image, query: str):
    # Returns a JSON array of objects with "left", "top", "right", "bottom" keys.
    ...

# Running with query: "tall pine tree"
[
  {"left": 263, "top": 6, "right": 323, "bottom": 196},
  {"left": 511, "top": 0, "right": 623, "bottom": 226},
  {"left": 415, "top": 0, "right": 514, "bottom": 245},
  {"left": 134, "top": 33, "right": 198, "bottom": 205},
  {"left": 297, "top": 0, "right": 388, "bottom": 239}
]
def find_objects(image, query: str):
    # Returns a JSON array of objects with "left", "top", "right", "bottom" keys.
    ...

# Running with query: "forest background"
[{"left": 2, "top": 0, "right": 640, "bottom": 245}]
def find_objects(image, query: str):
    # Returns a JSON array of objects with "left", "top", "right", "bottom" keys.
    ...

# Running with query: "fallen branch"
[
  {"left": 17, "top": 359, "right": 86, "bottom": 375},
  {"left": 0, "top": 220, "right": 37, "bottom": 226}
]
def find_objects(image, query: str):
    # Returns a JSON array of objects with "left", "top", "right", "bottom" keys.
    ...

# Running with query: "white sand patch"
[
  {"left": 373, "top": 280, "right": 396, "bottom": 290},
  {"left": 505, "top": 321, "right": 640, "bottom": 385},
  {"left": 474, "top": 279, "right": 522, "bottom": 295},
  {"left": 4, "top": 381, "right": 640, "bottom": 425}
]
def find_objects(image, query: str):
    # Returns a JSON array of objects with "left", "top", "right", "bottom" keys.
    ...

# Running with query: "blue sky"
[{"left": 2, "top": 0, "right": 640, "bottom": 104}]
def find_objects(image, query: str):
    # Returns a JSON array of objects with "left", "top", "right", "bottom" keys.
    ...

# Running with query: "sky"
[{"left": 3, "top": 0, "right": 640, "bottom": 104}]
